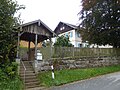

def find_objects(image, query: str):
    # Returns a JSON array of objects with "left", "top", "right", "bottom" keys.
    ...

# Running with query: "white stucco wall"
[{"left": 54, "top": 30, "right": 83, "bottom": 47}]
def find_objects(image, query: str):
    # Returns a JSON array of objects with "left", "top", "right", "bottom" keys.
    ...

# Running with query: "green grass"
[
  {"left": 0, "top": 77, "right": 23, "bottom": 90},
  {"left": 38, "top": 65, "right": 120, "bottom": 87}
]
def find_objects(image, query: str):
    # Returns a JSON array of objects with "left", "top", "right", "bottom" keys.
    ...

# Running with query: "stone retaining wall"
[{"left": 36, "top": 57, "right": 120, "bottom": 71}]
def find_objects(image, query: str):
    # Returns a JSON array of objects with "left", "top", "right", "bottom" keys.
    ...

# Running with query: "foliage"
[
  {"left": 0, "top": 62, "right": 18, "bottom": 79},
  {"left": 0, "top": 74, "right": 23, "bottom": 90},
  {"left": 5, "top": 62, "right": 18, "bottom": 78},
  {"left": 0, "top": 1, "right": 24, "bottom": 89},
  {"left": 38, "top": 65, "right": 120, "bottom": 87},
  {"left": 0, "top": 63, "right": 23, "bottom": 90},
  {"left": 79, "top": 0, "right": 120, "bottom": 48},
  {"left": 0, "top": 0, "right": 25, "bottom": 64},
  {"left": 54, "top": 36, "right": 73, "bottom": 47},
  {"left": 0, "top": 69, "right": 8, "bottom": 81}
]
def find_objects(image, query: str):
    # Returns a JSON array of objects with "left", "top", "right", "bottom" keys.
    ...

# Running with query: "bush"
[
  {"left": 4, "top": 62, "right": 18, "bottom": 79},
  {"left": 0, "top": 69, "right": 8, "bottom": 81},
  {"left": 0, "top": 63, "right": 23, "bottom": 90}
]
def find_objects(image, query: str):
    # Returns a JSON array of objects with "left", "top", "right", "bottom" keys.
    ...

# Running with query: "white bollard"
[{"left": 51, "top": 65, "right": 55, "bottom": 79}]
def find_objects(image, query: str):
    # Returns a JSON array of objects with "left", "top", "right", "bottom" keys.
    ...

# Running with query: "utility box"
[{"left": 37, "top": 50, "right": 42, "bottom": 60}]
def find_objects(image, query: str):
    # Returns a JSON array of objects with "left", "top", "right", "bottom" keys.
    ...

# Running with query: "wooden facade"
[{"left": 20, "top": 19, "right": 56, "bottom": 43}]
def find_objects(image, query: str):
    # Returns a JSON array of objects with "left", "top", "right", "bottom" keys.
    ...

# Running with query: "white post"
[{"left": 51, "top": 65, "right": 55, "bottom": 79}]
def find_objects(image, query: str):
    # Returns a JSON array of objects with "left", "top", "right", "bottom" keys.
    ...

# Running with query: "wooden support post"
[
  {"left": 34, "top": 34, "right": 38, "bottom": 73},
  {"left": 16, "top": 30, "right": 23, "bottom": 75},
  {"left": 17, "top": 32, "right": 20, "bottom": 58},
  {"left": 35, "top": 34, "right": 38, "bottom": 60},
  {"left": 28, "top": 41, "right": 31, "bottom": 60},
  {"left": 16, "top": 26, "right": 24, "bottom": 59},
  {"left": 49, "top": 38, "right": 52, "bottom": 59}
]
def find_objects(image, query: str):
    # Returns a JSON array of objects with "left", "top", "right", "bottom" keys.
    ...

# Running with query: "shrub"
[
  {"left": 0, "top": 69, "right": 8, "bottom": 81},
  {"left": 4, "top": 62, "right": 18, "bottom": 79}
]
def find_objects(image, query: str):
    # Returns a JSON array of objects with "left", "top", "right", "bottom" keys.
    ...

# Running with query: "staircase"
[{"left": 20, "top": 61, "right": 40, "bottom": 89}]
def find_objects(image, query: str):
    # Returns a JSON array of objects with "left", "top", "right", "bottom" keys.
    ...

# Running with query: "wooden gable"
[
  {"left": 20, "top": 20, "right": 56, "bottom": 43},
  {"left": 54, "top": 22, "right": 77, "bottom": 35}
]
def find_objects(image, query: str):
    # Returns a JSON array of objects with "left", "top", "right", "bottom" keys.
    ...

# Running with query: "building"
[{"left": 54, "top": 21, "right": 87, "bottom": 47}]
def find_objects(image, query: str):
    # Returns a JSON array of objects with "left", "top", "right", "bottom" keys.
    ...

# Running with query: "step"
[
  {"left": 20, "top": 72, "right": 35, "bottom": 75},
  {"left": 20, "top": 65, "right": 33, "bottom": 68},
  {"left": 20, "top": 73, "right": 36, "bottom": 77},
  {"left": 25, "top": 81, "right": 39, "bottom": 85},
  {"left": 25, "top": 82, "right": 40, "bottom": 88},
  {"left": 20, "top": 67, "right": 33, "bottom": 69},
  {"left": 20, "top": 73, "right": 36, "bottom": 76},
  {"left": 20, "top": 71, "right": 34, "bottom": 74},
  {"left": 21, "top": 78, "right": 38, "bottom": 83},
  {"left": 25, "top": 84, "right": 40, "bottom": 89},
  {"left": 20, "top": 62, "right": 32, "bottom": 65},
  {"left": 20, "top": 68, "right": 33, "bottom": 71},
  {"left": 21, "top": 75, "right": 37, "bottom": 80},
  {"left": 21, "top": 62, "right": 33, "bottom": 65},
  {"left": 25, "top": 78, "right": 39, "bottom": 83},
  {"left": 20, "top": 65, "right": 33, "bottom": 67},
  {"left": 25, "top": 87, "right": 45, "bottom": 90}
]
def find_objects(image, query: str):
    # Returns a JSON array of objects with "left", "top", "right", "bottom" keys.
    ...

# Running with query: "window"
[
  {"left": 78, "top": 44, "right": 82, "bottom": 47},
  {"left": 65, "top": 32, "right": 68, "bottom": 37},
  {"left": 77, "top": 33, "right": 80, "bottom": 37},
  {"left": 69, "top": 32, "right": 73, "bottom": 38},
  {"left": 60, "top": 26, "right": 65, "bottom": 30},
  {"left": 76, "top": 32, "right": 81, "bottom": 38}
]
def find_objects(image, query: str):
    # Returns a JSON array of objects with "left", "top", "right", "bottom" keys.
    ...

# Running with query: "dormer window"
[
  {"left": 60, "top": 26, "right": 65, "bottom": 30},
  {"left": 60, "top": 28, "right": 62, "bottom": 30},
  {"left": 63, "top": 26, "right": 65, "bottom": 29}
]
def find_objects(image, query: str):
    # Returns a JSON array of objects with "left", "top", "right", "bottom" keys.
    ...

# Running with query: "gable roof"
[
  {"left": 22, "top": 19, "right": 56, "bottom": 36},
  {"left": 60, "top": 22, "right": 77, "bottom": 29},
  {"left": 20, "top": 19, "right": 57, "bottom": 43},
  {"left": 54, "top": 21, "right": 77, "bottom": 35}
]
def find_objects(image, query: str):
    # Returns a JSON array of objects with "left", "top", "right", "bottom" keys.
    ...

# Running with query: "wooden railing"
[
  {"left": 52, "top": 47, "right": 120, "bottom": 58},
  {"left": 20, "top": 47, "right": 120, "bottom": 60}
]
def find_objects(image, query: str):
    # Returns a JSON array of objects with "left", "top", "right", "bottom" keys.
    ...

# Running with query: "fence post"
[
  {"left": 73, "top": 47, "right": 74, "bottom": 57},
  {"left": 51, "top": 65, "right": 55, "bottom": 79}
]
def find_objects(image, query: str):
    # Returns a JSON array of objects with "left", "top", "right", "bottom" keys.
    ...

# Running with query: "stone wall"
[{"left": 36, "top": 57, "right": 120, "bottom": 71}]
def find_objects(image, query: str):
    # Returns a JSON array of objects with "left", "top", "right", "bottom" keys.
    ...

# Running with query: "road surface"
[{"left": 48, "top": 72, "right": 120, "bottom": 90}]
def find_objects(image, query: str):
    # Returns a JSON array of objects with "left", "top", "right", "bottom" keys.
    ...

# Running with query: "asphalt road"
[{"left": 48, "top": 72, "right": 120, "bottom": 90}]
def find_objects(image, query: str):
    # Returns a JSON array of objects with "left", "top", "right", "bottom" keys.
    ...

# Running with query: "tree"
[
  {"left": 54, "top": 36, "right": 73, "bottom": 47},
  {"left": 0, "top": 0, "right": 24, "bottom": 64},
  {"left": 79, "top": 0, "right": 120, "bottom": 48}
]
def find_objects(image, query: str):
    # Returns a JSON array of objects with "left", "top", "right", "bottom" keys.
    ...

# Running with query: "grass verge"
[{"left": 38, "top": 65, "right": 120, "bottom": 87}]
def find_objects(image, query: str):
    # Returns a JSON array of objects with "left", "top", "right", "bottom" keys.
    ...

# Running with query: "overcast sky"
[{"left": 16, "top": 0, "right": 82, "bottom": 30}]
